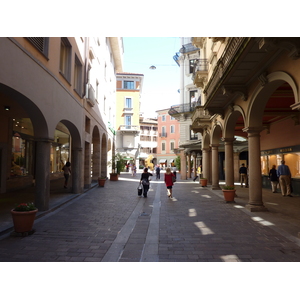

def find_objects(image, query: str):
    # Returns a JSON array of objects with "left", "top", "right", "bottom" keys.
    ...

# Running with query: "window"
[
  {"left": 26, "top": 37, "right": 49, "bottom": 57},
  {"left": 125, "top": 98, "right": 132, "bottom": 108},
  {"left": 162, "top": 142, "right": 166, "bottom": 151},
  {"left": 74, "top": 55, "right": 82, "bottom": 95},
  {"left": 162, "top": 115, "right": 166, "bottom": 121},
  {"left": 125, "top": 115, "right": 131, "bottom": 129},
  {"left": 170, "top": 141, "right": 175, "bottom": 151},
  {"left": 60, "top": 38, "right": 72, "bottom": 82},
  {"left": 170, "top": 125, "right": 175, "bottom": 134},
  {"left": 189, "top": 59, "right": 196, "bottom": 74},
  {"left": 124, "top": 81, "right": 134, "bottom": 89}
]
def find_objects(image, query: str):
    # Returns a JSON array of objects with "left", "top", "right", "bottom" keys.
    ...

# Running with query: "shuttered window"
[{"left": 26, "top": 37, "right": 49, "bottom": 56}]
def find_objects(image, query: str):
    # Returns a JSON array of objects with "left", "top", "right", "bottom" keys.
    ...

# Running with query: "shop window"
[{"left": 284, "top": 153, "right": 300, "bottom": 178}]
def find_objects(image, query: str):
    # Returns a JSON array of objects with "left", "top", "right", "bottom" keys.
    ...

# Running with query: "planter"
[
  {"left": 109, "top": 173, "right": 119, "bottom": 181},
  {"left": 11, "top": 209, "right": 38, "bottom": 233},
  {"left": 200, "top": 178, "right": 207, "bottom": 187},
  {"left": 222, "top": 189, "right": 236, "bottom": 202},
  {"left": 98, "top": 178, "right": 106, "bottom": 187}
]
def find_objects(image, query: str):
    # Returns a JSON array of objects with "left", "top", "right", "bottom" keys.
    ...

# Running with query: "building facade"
[
  {"left": 139, "top": 117, "right": 158, "bottom": 170},
  {"left": 169, "top": 38, "right": 203, "bottom": 178},
  {"left": 0, "top": 37, "right": 123, "bottom": 210},
  {"left": 115, "top": 72, "right": 144, "bottom": 167},
  {"left": 172, "top": 37, "right": 300, "bottom": 211},
  {"left": 156, "top": 108, "right": 180, "bottom": 169}
]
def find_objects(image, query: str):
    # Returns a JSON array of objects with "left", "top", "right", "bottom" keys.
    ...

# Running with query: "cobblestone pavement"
[{"left": 1, "top": 173, "right": 300, "bottom": 262}]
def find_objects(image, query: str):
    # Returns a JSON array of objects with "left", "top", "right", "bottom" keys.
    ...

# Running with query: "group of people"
[
  {"left": 269, "top": 160, "right": 293, "bottom": 197},
  {"left": 140, "top": 167, "right": 176, "bottom": 198},
  {"left": 239, "top": 161, "right": 293, "bottom": 197}
]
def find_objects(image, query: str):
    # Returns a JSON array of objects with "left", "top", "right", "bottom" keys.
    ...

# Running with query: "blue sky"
[{"left": 123, "top": 37, "right": 181, "bottom": 118}]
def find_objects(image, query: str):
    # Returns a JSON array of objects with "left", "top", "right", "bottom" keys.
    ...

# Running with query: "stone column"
[
  {"left": 187, "top": 153, "right": 192, "bottom": 179},
  {"left": 180, "top": 150, "right": 187, "bottom": 180},
  {"left": 35, "top": 140, "right": 51, "bottom": 211},
  {"left": 243, "top": 127, "right": 267, "bottom": 211},
  {"left": 71, "top": 147, "right": 83, "bottom": 194},
  {"left": 234, "top": 151, "right": 240, "bottom": 182},
  {"left": 202, "top": 148, "right": 210, "bottom": 182},
  {"left": 222, "top": 138, "right": 235, "bottom": 187},
  {"left": 211, "top": 144, "right": 220, "bottom": 190}
]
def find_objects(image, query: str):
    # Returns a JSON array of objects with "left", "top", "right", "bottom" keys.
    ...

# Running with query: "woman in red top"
[{"left": 164, "top": 167, "right": 175, "bottom": 198}]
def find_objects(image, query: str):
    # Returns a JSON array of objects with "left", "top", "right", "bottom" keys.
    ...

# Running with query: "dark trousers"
[{"left": 142, "top": 184, "right": 149, "bottom": 197}]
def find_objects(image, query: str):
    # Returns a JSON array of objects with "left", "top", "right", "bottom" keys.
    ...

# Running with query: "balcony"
[
  {"left": 119, "top": 125, "right": 140, "bottom": 135},
  {"left": 190, "top": 106, "right": 211, "bottom": 134},
  {"left": 159, "top": 133, "right": 167, "bottom": 138},
  {"left": 86, "top": 83, "right": 96, "bottom": 106},
  {"left": 193, "top": 59, "right": 209, "bottom": 89},
  {"left": 168, "top": 99, "right": 201, "bottom": 117}
]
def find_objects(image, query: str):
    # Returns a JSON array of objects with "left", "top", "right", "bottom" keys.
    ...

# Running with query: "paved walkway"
[{"left": 0, "top": 172, "right": 300, "bottom": 262}]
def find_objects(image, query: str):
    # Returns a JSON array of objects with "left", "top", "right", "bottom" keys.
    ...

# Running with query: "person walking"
[
  {"left": 164, "top": 167, "right": 176, "bottom": 198},
  {"left": 277, "top": 160, "right": 293, "bottom": 197},
  {"left": 140, "top": 168, "right": 153, "bottom": 198},
  {"left": 155, "top": 165, "right": 161, "bottom": 180},
  {"left": 131, "top": 164, "right": 136, "bottom": 177},
  {"left": 193, "top": 165, "right": 201, "bottom": 182},
  {"left": 62, "top": 161, "right": 71, "bottom": 188},
  {"left": 239, "top": 163, "right": 248, "bottom": 187},
  {"left": 269, "top": 165, "right": 279, "bottom": 193}
]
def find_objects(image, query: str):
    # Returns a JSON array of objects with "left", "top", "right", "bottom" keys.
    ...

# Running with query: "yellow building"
[{"left": 116, "top": 73, "right": 144, "bottom": 166}]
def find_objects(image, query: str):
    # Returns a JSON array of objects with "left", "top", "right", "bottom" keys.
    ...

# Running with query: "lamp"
[
  {"left": 4, "top": 106, "right": 10, "bottom": 111},
  {"left": 149, "top": 65, "right": 156, "bottom": 70}
]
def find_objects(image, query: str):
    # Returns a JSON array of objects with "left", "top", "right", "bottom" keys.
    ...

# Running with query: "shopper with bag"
[{"left": 140, "top": 168, "right": 153, "bottom": 198}]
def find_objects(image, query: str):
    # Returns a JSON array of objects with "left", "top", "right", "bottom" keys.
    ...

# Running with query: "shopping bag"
[{"left": 137, "top": 183, "right": 143, "bottom": 196}]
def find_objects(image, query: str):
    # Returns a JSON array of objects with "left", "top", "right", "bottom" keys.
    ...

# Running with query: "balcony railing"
[
  {"left": 159, "top": 133, "right": 167, "bottom": 138},
  {"left": 120, "top": 125, "right": 139, "bottom": 131},
  {"left": 87, "top": 83, "right": 96, "bottom": 106},
  {"left": 168, "top": 99, "right": 201, "bottom": 116},
  {"left": 204, "top": 37, "right": 249, "bottom": 100}
]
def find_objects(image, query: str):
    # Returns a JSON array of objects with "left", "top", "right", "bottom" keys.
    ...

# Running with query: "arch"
[
  {"left": 211, "top": 122, "right": 223, "bottom": 145},
  {"left": 224, "top": 105, "right": 246, "bottom": 138},
  {"left": 248, "top": 71, "right": 298, "bottom": 128},
  {"left": 202, "top": 131, "right": 211, "bottom": 149}
]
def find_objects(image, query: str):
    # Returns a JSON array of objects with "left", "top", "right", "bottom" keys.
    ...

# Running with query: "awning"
[
  {"left": 169, "top": 159, "right": 174, "bottom": 163},
  {"left": 159, "top": 159, "right": 167, "bottom": 163}
]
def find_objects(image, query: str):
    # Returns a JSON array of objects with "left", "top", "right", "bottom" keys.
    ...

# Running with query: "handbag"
[{"left": 172, "top": 175, "right": 176, "bottom": 183}]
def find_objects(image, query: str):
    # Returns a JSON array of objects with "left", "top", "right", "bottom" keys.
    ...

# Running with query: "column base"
[
  {"left": 212, "top": 185, "right": 221, "bottom": 190},
  {"left": 245, "top": 204, "right": 268, "bottom": 212}
]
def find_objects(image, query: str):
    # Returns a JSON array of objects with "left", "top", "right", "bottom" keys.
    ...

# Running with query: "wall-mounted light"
[{"left": 4, "top": 106, "right": 10, "bottom": 111}]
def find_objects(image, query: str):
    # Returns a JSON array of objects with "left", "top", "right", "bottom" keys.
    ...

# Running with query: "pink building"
[{"left": 156, "top": 108, "right": 180, "bottom": 168}]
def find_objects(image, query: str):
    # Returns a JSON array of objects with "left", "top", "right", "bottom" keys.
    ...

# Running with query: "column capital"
[
  {"left": 210, "top": 144, "right": 219, "bottom": 148},
  {"left": 221, "top": 137, "right": 236, "bottom": 143},
  {"left": 242, "top": 127, "right": 264, "bottom": 135}
]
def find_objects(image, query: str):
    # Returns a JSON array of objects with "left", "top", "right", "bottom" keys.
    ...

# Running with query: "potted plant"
[
  {"left": 98, "top": 176, "right": 107, "bottom": 187},
  {"left": 11, "top": 202, "right": 38, "bottom": 233},
  {"left": 200, "top": 178, "right": 208, "bottom": 187},
  {"left": 222, "top": 185, "right": 236, "bottom": 202},
  {"left": 109, "top": 153, "right": 126, "bottom": 180}
]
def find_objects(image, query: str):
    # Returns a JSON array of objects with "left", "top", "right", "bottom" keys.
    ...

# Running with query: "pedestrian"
[
  {"left": 193, "top": 165, "right": 201, "bottom": 182},
  {"left": 277, "top": 160, "right": 293, "bottom": 197},
  {"left": 132, "top": 164, "right": 136, "bottom": 176},
  {"left": 239, "top": 163, "right": 248, "bottom": 187},
  {"left": 140, "top": 168, "right": 153, "bottom": 198},
  {"left": 164, "top": 167, "right": 176, "bottom": 198},
  {"left": 156, "top": 165, "right": 161, "bottom": 180},
  {"left": 62, "top": 161, "right": 71, "bottom": 188},
  {"left": 269, "top": 165, "right": 279, "bottom": 193}
]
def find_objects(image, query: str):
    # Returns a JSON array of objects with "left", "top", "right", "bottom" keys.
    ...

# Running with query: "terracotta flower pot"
[
  {"left": 98, "top": 178, "right": 106, "bottom": 187},
  {"left": 200, "top": 178, "right": 207, "bottom": 187},
  {"left": 222, "top": 189, "right": 236, "bottom": 202},
  {"left": 109, "top": 173, "right": 119, "bottom": 181},
  {"left": 11, "top": 209, "right": 38, "bottom": 233}
]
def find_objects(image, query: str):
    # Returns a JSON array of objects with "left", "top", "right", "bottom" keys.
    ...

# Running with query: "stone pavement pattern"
[{"left": 1, "top": 174, "right": 300, "bottom": 262}]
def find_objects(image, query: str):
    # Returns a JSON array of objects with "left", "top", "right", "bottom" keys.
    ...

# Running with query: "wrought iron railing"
[{"left": 168, "top": 99, "right": 201, "bottom": 116}]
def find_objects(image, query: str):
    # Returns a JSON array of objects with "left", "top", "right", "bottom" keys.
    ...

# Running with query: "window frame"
[{"left": 60, "top": 37, "right": 72, "bottom": 83}]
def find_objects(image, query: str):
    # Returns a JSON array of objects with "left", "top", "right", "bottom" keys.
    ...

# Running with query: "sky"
[{"left": 122, "top": 37, "right": 181, "bottom": 119}]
